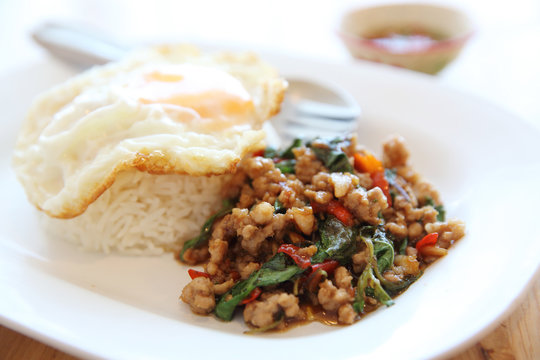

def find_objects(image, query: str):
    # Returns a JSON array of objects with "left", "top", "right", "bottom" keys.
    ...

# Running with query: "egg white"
[{"left": 13, "top": 45, "right": 287, "bottom": 219}]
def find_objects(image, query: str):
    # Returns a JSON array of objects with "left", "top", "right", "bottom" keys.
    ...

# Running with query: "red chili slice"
[
  {"left": 310, "top": 259, "right": 340, "bottom": 274},
  {"left": 326, "top": 200, "right": 354, "bottom": 226},
  {"left": 311, "top": 200, "right": 354, "bottom": 227},
  {"left": 252, "top": 149, "right": 265, "bottom": 157},
  {"left": 277, "top": 243, "right": 312, "bottom": 269},
  {"left": 188, "top": 269, "right": 210, "bottom": 280},
  {"left": 416, "top": 233, "right": 439, "bottom": 251},
  {"left": 371, "top": 170, "right": 392, "bottom": 207},
  {"left": 240, "top": 287, "right": 262, "bottom": 305}
]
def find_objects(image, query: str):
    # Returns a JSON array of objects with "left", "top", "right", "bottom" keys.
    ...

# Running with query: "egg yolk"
[{"left": 129, "top": 64, "right": 255, "bottom": 130}]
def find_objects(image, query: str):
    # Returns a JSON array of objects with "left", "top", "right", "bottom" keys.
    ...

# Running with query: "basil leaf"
[
  {"left": 256, "top": 253, "right": 305, "bottom": 286},
  {"left": 373, "top": 239, "right": 394, "bottom": 273},
  {"left": 281, "top": 138, "right": 302, "bottom": 159},
  {"left": 353, "top": 264, "right": 371, "bottom": 313},
  {"left": 360, "top": 225, "right": 394, "bottom": 273},
  {"left": 353, "top": 263, "right": 394, "bottom": 314},
  {"left": 275, "top": 159, "right": 296, "bottom": 174},
  {"left": 274, "top": 198, "right": 286, "bottom": 214},
  {"left": 371, "top": 229, "right": 395, "bottom": 273},
  {"left": 311, "top": 147, "right": 353, "bottom": 173},
  {"left": 435, "top": 205, "right": 446, "bottom": 222},
  {"left": 214, "top": 253, "right": 305, "bottom": 321},
  {"left": 399, "top": 238, "right": 408, "bottom": 255},
  {"left": 215, "top": 272, "right": 259, "bottom": 321},
  {"left": 360, "top": 226, "right": 395, "bottom": 273},
  {"left": 264, "top": 147, "right": 279, "bottom": 159},
  {"left": 264, "top": 138, "right": 301, "bottom": 160},
  {"left": 312, "top": 216, "right": 357, "bottom": 264},
  {"left": 359, "top": 230, "right": 418, "bottom": 295},
  {"left": 179, "top": 199, "right": 235, "bottom": 262},
  {"left": 425, "top": 196, "right": 446, "bottom": 222},
  {"left": 307, "top": 137, "right": 353, "bottom": 173}
]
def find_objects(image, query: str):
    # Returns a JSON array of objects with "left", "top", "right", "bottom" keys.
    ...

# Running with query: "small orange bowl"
[{"left": 339, "top": 3, "right": 474, "bottom": 74}]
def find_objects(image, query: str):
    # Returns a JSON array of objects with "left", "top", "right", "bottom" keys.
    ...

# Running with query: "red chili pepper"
[
  {"left": 310, "top": 200, "right": 354, "bottom": 226},
  {"left": 252, "top": 149, "right": 265, "bottom": 157},
  {"left": 240, "top": 287, "right": 262, "bottom": 305},
  {"left": 188, "top": 269, "right": 210, "bottom": 280},
  {"left": 310, "top": 259, "right": 339, "bottom": 274},
  {"left": 371, "top": 170, "right": 392, "bottom": 207},
  {"left": 277, "top": 243, "right": 312, "bottom": 269},
  {"left": 416, "top": 233, "right": 439, "bottom": 251},
  {"left": 327, "top": 200, "right": 354, "bottom": 226}
]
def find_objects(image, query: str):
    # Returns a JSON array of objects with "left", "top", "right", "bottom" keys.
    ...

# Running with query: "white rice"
[{"left": 41, "top": 170, "right": 231, "bottom": 255}]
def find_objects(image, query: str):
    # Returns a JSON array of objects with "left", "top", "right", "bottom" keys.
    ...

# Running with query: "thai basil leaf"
[
  {"left": 311, "top": 147, "right": 353, "bottom": 173},
  {"left": 264, "top": 138, "right": 302, "bottom": 160},
  {"left": 312, "top": 216, "right": 357, "bottom": 264},
  {"left": 371, "top": 229, "right": 395, "bottom": 273},
  {"left": 425, "top": 196, "right": 446, "bottom": 222},
  {"left": 256, "top": 253, "right": 305, "bottom": 286},
  {"left": 353, "top": 263, "right": 394, "bottom": 314},
  {"left": 399, "top": 238, "right": 408, "bottom": 255},
  {"left": 258, "top": 251, "right": 289, "bottom": 271},
  {"left": 275, "top": 159, "right": 296, "bottom": 174},
  {"left": 373, "top": 240, "right": 394, "bottom": 273},
  {"left": 353, "top": 263, "right": 371, "bottom": 313},
  {"left": 360, "top": 226, "right": 394, "bottom": 273},
  {"left": 264, "top": 147, "right": 279, "bottom": 159},
  {"left": 214, "top": 253, "right": 304, "bottom": 321},
  {"left": 179, "top": 199, "right": 235, "bottom": 262},
  {"left": 274, "top": 198, "right": 286, "bottom": 214},
  {"left": 359, "top": 232, "right": 418, "bottom": 295},
  {"left": 435, "top": 205, "right": 446, "bottom": 222},
  {"left": 214, "top": 272, "right": 259, "bottom": 321},
  {"left": 373, "top": 277, "right": 394, "bottom": 307},
  {"left": 281, "top": 138, "right": 302, "bottom": 159}
]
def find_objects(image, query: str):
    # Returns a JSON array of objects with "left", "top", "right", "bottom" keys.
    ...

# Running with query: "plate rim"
[{"left": 1, "top": 53, "right": 540, "bottom": 360}]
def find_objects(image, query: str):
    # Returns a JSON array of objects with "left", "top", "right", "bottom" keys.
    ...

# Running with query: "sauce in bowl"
[{"left": 366, "top": 30, "right": 445, "bottom": 54}]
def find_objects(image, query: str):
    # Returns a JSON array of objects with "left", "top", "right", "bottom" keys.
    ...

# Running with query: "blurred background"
[{"left": 1, "top": 0, "right": 539, "bottom": 126}]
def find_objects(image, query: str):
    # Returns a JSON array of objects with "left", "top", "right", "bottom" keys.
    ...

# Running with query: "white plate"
[{"left": 1, "top": 54, "right": 540, "bottom": 360}]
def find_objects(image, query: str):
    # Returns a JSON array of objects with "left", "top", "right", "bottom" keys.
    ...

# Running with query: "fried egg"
[{"left": 13, "top": 45, "right": 287, "bottom": 219}]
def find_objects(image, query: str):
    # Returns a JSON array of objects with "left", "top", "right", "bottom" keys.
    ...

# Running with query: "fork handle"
[{"left": 32, "top": 22, "right": 127, "bottom": 68}]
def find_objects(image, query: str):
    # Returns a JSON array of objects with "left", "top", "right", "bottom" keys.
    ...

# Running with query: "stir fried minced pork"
[{"left": 179, "top": 135, "right": 465, "bottom": 332}]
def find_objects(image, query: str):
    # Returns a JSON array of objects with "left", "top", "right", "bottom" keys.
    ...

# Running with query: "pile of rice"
[{"left": 42, "top": 170, "right": 231, "bottom": 255}]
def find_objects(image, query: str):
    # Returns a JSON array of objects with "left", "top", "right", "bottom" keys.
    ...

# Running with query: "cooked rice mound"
[{"left": 42, "top": 170, "right": 232, "bottom": 255}]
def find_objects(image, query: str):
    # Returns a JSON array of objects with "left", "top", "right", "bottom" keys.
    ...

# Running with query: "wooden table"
[{"left": 1, "top": 273, "right": 538, "bottom": 359}]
